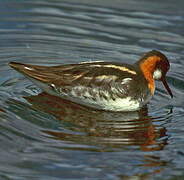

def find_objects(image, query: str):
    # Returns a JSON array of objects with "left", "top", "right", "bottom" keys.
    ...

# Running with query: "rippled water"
[{"left": 0, "top": 0, "right": 184, "bottom": 179}]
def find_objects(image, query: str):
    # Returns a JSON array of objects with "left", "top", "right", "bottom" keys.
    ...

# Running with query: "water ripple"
[{"left": 0, "top": 0, "right": 184, "bottom": 179}]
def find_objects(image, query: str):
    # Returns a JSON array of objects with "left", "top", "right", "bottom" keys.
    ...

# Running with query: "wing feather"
[{"left": 9, "top": 61, "right": 135, "bottom": 99}]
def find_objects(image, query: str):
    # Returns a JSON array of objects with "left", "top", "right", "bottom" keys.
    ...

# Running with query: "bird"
[{"left": 9, "top": 50, "right": 173, "bottom": 112}]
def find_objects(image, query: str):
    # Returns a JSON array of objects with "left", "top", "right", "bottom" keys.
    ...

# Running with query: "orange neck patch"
[{"left": 139, "top": 56, "right": 161, "bottom": 95}]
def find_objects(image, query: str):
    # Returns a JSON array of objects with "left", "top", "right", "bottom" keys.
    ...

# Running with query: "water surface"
[{"left": 0, "top": 0, "right": 184, "bottom": 179}]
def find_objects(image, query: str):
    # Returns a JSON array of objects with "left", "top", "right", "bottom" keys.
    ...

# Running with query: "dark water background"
[{"left": 0, "top": 0, "right": 184, "bottom": 179}]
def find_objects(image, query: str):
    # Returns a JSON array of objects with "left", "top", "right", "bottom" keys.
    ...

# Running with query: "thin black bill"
[{"left": 162, "top": 78, "right": 173, "bottom": 98}]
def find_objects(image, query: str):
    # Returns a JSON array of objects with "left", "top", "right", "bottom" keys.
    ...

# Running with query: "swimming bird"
[{"left": 9, "top": 50, "right": 173, "bottom": 111}]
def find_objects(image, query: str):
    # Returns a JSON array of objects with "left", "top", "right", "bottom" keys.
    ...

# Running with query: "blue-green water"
[{"left": 0, "top": 1, "right": 184, "bottom": 179}]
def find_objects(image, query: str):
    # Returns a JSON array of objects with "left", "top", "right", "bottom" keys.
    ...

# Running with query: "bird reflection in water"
[{"left": 25, "top": 92, "right": 169, "bottom": 152}]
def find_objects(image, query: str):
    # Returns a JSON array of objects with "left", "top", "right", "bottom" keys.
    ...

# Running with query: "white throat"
[{"left": 153, "top": 69, "right": 162, "bottom": 80}]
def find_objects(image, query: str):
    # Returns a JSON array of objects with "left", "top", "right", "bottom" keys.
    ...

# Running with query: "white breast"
[
  {"left": 58, "top": 85, "right": 140, "bottom": 111},
  {"left": 28, "top": 77, "right": 142, "bottom": 112},
  {"left": 97, "top": 97, "right": 140, "bottom": 111},
  {"left": 62, "top": 95, "right": 140, "bottom": 111}
]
